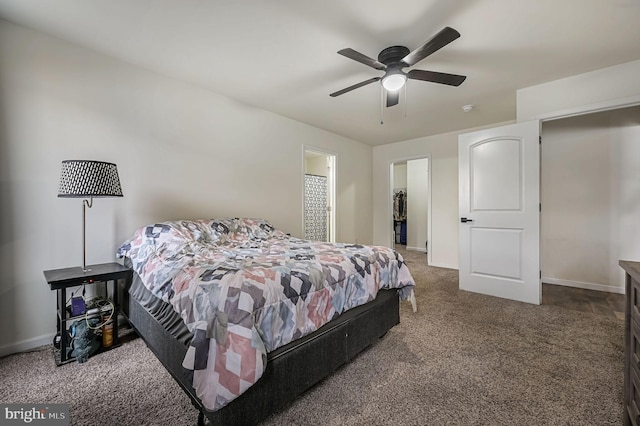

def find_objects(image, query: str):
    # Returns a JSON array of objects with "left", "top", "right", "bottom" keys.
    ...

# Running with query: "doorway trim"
[
  {"left": 303, "top": 146, "right": 336, "bottom": 243},
  {"left": 533, "top": 95, "right": 640, "bottom": 295},
  {"left": 388, "top": 154, "right": 432, "bottom": 265},
  {"left": 520, "top": 95, "right": 640, "bottom": 294},
  {"left": 533, "top": 94, "right": 640, "bottom": 123}
]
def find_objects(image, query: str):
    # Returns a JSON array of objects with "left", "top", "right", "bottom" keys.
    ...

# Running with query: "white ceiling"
[{"left": 1, "top": 0, "right": 639, "bottom": 146}]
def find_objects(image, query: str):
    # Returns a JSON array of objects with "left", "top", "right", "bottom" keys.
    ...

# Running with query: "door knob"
[{"left": 460, "top": 217, "right": 474, "bottom": 223}]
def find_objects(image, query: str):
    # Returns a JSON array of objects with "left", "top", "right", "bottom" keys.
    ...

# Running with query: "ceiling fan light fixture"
[
  {"left": 331, "top": 27, "right": 466, "bottom": 109},
  {"left": 382, "top": 73, "right": 406, "bottom": 92}
]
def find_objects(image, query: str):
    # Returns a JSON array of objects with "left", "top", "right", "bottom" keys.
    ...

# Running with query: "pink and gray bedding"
[{"left": 117, "top": 218, "right": 415, "bottom": 412}]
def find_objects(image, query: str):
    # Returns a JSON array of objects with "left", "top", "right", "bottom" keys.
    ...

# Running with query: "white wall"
[
  {"left": 406, "top": 158, "right": 428, "bottom": 252},
  {"left": 305, "top": 154, "right": 327, "bottom": 176},
  {"left": 0, "top": 20, "right": 373, "bottom": 354},
  {"left": 541, "top": 106, "right": 640, "bottom": 292},
  {"left": 393, "top": 163, "right": 407, "bottom": 190}
]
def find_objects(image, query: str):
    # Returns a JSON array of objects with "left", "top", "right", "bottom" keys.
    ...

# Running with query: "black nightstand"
[{"left": 43, "top": 262, "right": 132, "bottom": 365}]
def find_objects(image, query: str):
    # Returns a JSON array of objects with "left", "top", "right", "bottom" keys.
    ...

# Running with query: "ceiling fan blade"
[
  {"left": 407, "top": 69, "right": 466, "bottom": 86},
  {"left": 386, "top": 91, "right": 399, "bottom": 107},
  {"left": 338, "top": 48, "right": 386, "bottom": 70},
  {"left": 330, "top": 77, "right": 381, "bottom": 97},
  {"left": 401, "top": 26, "right": 461, "bottom": 67}
]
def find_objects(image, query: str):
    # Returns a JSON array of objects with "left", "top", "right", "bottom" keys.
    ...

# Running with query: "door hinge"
[
  {"left": 539, "top": 270, "right": 542, "bottom": 279},
  {"left": 539, "top": 203, "right": 541, "bottom": 212},
  {"left": 539, "top": 136, "right": 542, "bottom": 144}
]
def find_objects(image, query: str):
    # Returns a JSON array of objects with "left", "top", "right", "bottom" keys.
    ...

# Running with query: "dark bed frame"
[{"left": 120, "top": 272, "right": 400, "bottom": 425}]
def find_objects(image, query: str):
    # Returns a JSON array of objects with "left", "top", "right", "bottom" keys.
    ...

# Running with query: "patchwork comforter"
[{"left": 117, "top": 218, "right": 416, "bottom": 411}]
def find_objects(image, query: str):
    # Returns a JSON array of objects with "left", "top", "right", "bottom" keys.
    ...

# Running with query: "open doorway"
[
  {"left": 304, "top": 148, "right": 335, "bottom": 242},
  {"left": 390, "top": 156, "right": 431, "bottom": 263},
  {"left": 539, "top": 105, "right": 640, "bottom": 314}
]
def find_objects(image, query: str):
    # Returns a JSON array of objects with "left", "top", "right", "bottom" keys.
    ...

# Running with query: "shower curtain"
[{"left": 304, "top": 174, "right": 328, "bottom": 241}]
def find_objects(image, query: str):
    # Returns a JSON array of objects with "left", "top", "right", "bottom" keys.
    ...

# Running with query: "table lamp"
[{"left": 58, "top": 160, "right": 123, "bottom": 271}]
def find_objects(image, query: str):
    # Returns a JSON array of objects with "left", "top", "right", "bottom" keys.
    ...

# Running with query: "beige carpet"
[{"left": 0, "top": 248, "right": 624, "bottom": 425}]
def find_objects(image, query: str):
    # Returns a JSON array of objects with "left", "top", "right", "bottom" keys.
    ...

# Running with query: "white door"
[{"left": 458, "top": 121, "right": 541, "bottom": 304}]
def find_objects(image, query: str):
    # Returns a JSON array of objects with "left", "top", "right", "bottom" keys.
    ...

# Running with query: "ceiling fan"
[{"left": 330, "top": 26, "right": 466, "bottom": 108}]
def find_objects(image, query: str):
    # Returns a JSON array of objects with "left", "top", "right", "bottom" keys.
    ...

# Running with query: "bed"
[{"left": 116, "top": 218, "right": 416, "bottom": 425}]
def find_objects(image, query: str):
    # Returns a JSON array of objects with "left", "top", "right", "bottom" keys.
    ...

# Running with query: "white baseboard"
[
  {"left": 0, "top": 317, "right": 131, "bottom": 358},
  {"left": 429, "top": 262, "right": 459, "bottom": 271},
  {"left": 542, "top": 277, "right": 625, "bottom": 294},
  {"left": 406, "top": 246, "right": 427, "bottom": 253},
  {"left": 0, "top": 332, "right": 55, "bottom": 358}
]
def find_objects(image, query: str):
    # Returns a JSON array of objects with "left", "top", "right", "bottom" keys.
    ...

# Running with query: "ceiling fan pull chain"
[{"left": 404, "top": 81, "right": 408, "bottom": 119}]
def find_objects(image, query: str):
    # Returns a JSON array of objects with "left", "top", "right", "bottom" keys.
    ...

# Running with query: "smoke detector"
[{"left": 462, "top": 104, "right": 474, "bottom": 112}]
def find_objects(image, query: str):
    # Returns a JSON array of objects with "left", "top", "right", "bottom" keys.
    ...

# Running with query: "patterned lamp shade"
[{"left": 58, "top": 160, "right": 123, "bottom": 198}]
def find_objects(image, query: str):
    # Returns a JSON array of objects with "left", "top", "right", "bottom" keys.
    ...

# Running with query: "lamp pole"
[{"left": 82, "top": 197, "right": 93, "bottom": 272}]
